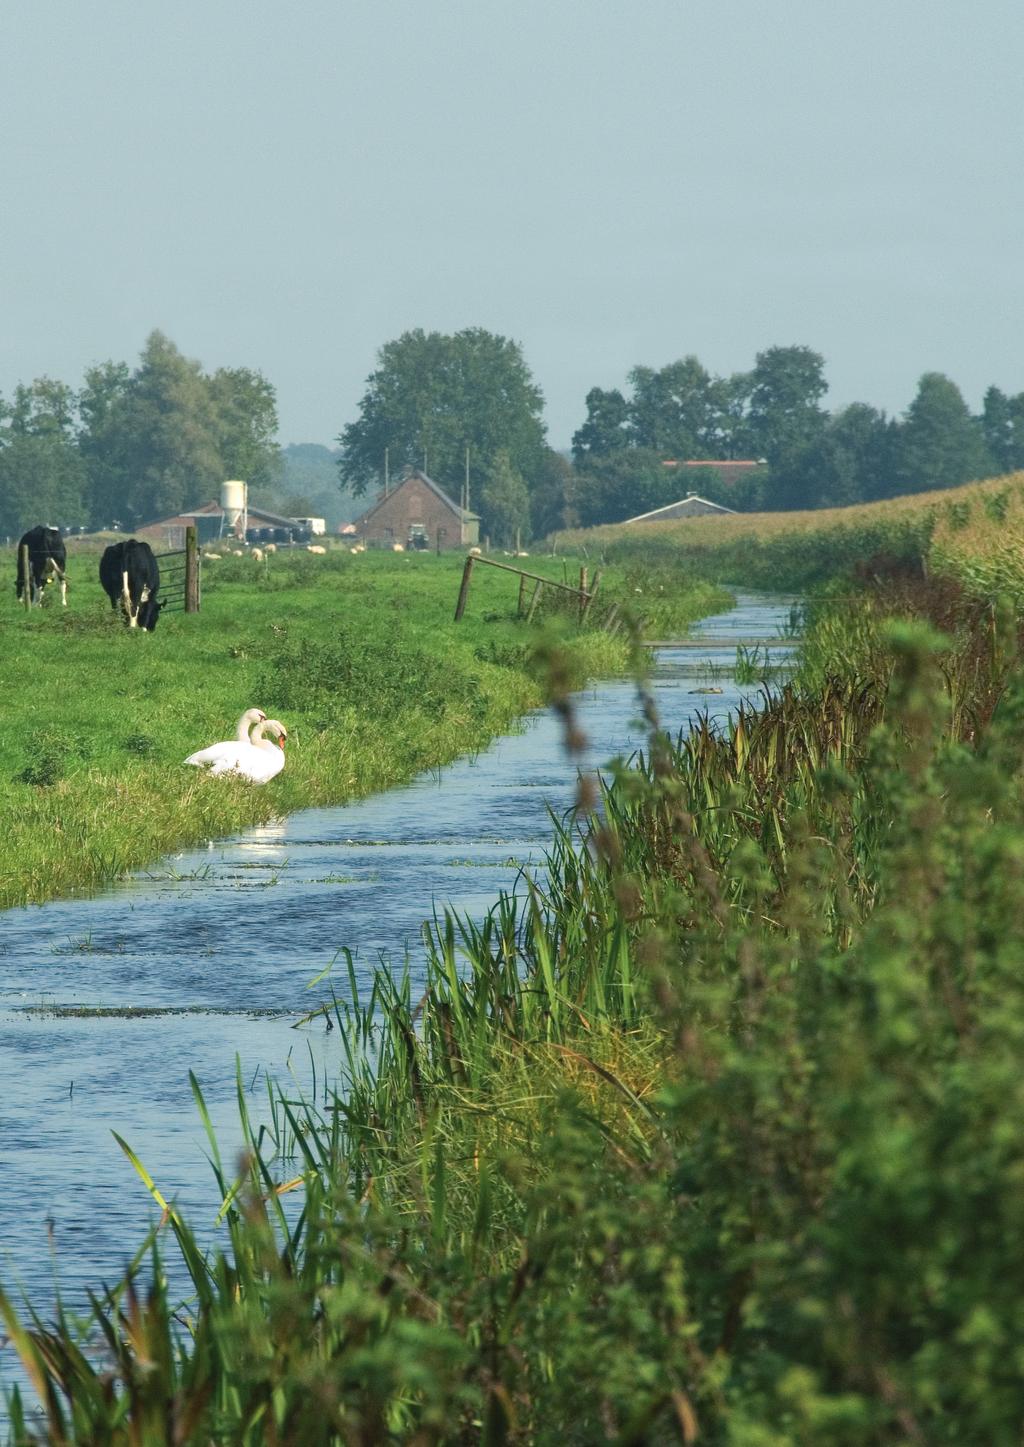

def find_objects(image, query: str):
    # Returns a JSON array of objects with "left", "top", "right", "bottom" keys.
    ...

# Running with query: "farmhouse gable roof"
[
  {"left": 355, "top": 469, "right": 480, "bottom": 525},
  {"left": 623, "top": 493, "right": 737, "bottom": 524}
]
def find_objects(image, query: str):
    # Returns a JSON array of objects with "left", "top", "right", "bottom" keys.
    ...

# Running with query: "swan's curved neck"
[
  {"left": 236, "top": 711, "right": 264, "bottom": 742},
  {"left": 250, "top": 722, "right": 280, "bottom": 753}
]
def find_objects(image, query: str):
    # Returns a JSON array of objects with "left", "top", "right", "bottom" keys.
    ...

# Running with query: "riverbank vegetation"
[
  {"left": 558, "top": 467, "right": 1024, "bottom": 594},
  {"left": 0, "top": 547, "right": 727, "bottom": 910},
  {"left": 5, "top": 540, "right": 1024, "bottom": 1439}
]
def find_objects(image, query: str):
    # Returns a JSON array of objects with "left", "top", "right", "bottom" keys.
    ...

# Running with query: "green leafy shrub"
[
  {"left": 121, "top": 732, "right": 156, "bottom": 757},
  {"left": 256, "top": 629, "right": 481, "bottom": 727},
  {"left": 15, "top": 728, "right": 90, "bottom": 786}
]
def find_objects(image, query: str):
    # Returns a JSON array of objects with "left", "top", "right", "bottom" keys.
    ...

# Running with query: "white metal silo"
[{"left": 220, "top": 480, "right": 247, "bottom": 538}]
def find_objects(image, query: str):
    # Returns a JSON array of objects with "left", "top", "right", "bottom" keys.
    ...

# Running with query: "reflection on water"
[{"left": 0, "top": 593, "right": 795, "bottom": 1385}]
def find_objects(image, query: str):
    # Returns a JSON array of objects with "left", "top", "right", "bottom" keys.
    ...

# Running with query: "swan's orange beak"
[{"left": 278, "top": 735, "right": 286, "bottom": 749}]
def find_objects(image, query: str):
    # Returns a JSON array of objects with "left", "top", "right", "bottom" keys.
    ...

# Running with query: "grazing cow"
[
  {"left": 16, "top": 526, "right": 67, "bottom": 607},
  {"left": 99, "top": 540, "right": 162, "bottom": 630}
]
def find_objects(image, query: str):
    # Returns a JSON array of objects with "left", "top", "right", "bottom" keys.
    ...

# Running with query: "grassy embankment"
[
  {"left": 0, "top": 545, "right": 728, "bottom": 910},
  {"left": 6, "top": 493, "right": 1024, "bottom": 1440},
  {"left": 556, "top": 468, "right": 1024, "bottom": 595}
]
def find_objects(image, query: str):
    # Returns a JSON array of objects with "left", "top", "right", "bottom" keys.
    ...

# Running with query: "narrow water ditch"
[{"left": 0, "top": 591, "right": 796, "bottom": 1384}]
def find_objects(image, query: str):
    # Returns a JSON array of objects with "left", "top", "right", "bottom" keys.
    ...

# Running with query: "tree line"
[
  {"left": 0, "top": 331, "right": 282, "bottom": 539},
  {"left": 338, "top": 332, "right": 1024, "bottom": 540},
  {"left": 5, "top": 326, "right": 1023, "bottom": 545}
]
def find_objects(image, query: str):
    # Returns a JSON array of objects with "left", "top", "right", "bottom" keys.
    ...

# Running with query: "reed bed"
[{"left": 5, "top": 570, "right": 1024, "bottom": 1441}]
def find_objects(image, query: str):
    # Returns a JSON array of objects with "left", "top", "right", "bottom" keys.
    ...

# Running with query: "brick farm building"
[{"left": 355, "top": 470, "right": 480, "bottom": 551}]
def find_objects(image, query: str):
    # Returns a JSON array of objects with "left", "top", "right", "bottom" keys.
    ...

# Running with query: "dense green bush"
[
  {"left": 14, "top": 728, "right": 91, "bottom": 786},
  {"left": 256, "top": 629, "right": 483, "bottom": 729}
]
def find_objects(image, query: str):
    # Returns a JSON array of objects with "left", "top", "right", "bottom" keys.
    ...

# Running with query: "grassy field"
[
  {"left": 6, "top": 561, "right": 1024, "bottom": 1442},
  {"left": 554, "top": 469, "right": 1024, "bottom": 594},
  {"left": 0, "top": 543, "right": 729, "bottom": 909}
]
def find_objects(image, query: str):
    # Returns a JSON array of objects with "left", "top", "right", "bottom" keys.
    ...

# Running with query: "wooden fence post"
[
  {"left": 454, "top": 554, "right": 475, "bottom": 621},
  {"left": 578, "top": 566, "right": 588, "bottom": 624},
  {"left": 581, "top": 569, "right": 601, "bottom": 624},
  {"left": 185, "top": 526, "right": 200, "bottom": 613},
  {"left": 517, "top": 572, "right": 527, "bottom": 616},
  {"left": 525, "top": 580, "right": 544, "bottom": 624},
  {"left": 19, "top": 544, "right": 30, "bottom": 610}
]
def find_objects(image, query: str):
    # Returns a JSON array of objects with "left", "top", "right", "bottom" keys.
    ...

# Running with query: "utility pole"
[
  {"left": 384, "top": 447, "right": 389, "bottom": 497},
  {"left": 464, "top": 446, "right": 470, "bottom": 513}
]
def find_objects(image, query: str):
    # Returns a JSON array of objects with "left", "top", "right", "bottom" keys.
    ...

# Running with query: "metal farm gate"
[{"left": 155, "top": 524, "right": 201, "bottom": 614}]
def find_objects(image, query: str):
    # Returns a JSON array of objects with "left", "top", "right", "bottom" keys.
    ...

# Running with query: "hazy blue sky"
[{"left": 3, "top": 0, "right": 1022, "bottom": 449}]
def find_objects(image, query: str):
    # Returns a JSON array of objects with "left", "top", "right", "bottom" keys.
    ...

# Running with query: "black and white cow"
[
  {"left": 16, "top": 526, "right": 67, "bottom": 607},
  {"left": 99, "top": 540, "right": 163, "bottom": 630}
]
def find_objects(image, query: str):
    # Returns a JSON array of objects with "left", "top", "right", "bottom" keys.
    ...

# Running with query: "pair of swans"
[{"left": 185, "top": 708, "right": 288, "bottom": 784}]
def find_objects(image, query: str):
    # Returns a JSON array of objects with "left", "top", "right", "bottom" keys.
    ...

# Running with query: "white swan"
[
  {"left": 184, "top": 714, "right": 288, "bottom": 783},
  {"left": 183, "top": 709, "right": 266, "bottom": 770}
]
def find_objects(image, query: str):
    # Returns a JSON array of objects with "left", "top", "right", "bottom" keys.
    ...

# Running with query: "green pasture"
[
  {"left": 6, "top": 565, "right": 1024, "bottom": 1442},
  {"left": 0, "top": 544, "right": 728, "bottom": 908}
]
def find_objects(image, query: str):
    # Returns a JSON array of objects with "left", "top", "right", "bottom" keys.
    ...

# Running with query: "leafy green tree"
[
  {"left": 339, "top": 329, "right": 547, "bottom": 499},
  {"left": 571, "top": 387, "right": 630, "bottom": 462},
  {"left": 892, "top": 372, "right": 991, "bottom": 494},
  {"left": 529, "top": 448, "right": 579, "bottom": 537},
  {"left": 479, "top": 449, "right": 531, "bottom": 547},
  {"left": 0, "top": 379, "right": 87, "bottom": 536},
  {"left": 746, "top": 345, "right": 828, "bottom": 470},
  {"left": 980, "top": 385, "right": 1024, "bottom": 474},
  {"left": 699, "top": 371, "right": 754, "bottom": 459},
  {"left": 682, "top": 461, "right": 768, "bottom": 512},
  {"left": 780, "top": 404, "right": 896, "bottom": 510},
  {"left": 77, "top": 334, "right": 281, "bottom": 527},
  {"left": 627, "top": 356, "right": 722, "bottom": 457},
  {"left": 112, "top": 331, "right": 225, "bottom": 522},
  {"left": 575, "top": 448, "right": 679, "bottom": 527},
  {"left": 77, "top": 361, "right": 132, "bottom": 528},
  {"left": 573, "top": 362, "right": 754, "bottom": 467},
  {"left": 208, "top": 367, "right": 282, "bottom": 493}
]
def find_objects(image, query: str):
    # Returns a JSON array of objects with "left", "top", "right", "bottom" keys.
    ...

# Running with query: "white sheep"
[{"left": 307, "top": 544, "right": 326, "bottom": 554}]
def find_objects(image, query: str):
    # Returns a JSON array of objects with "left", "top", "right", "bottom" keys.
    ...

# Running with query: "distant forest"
[
  {"left": 0, "top": 332, "right": 357, "bottom": 540},
  {"left": 336, "top": 330, "right": 1024, "bottom": 543},
  {"left": 2, "top": 328, "right": 1023, "bottom": 542}
]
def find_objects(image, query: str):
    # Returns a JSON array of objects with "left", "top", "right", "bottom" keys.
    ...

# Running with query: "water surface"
[{"left": 0, "top": 593, "right": 795, "bottom": 1380}]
